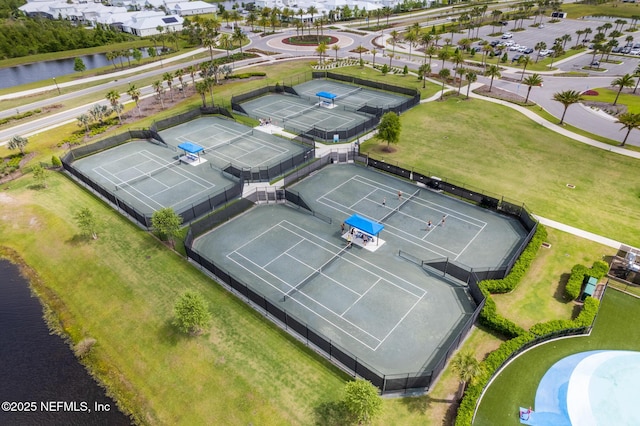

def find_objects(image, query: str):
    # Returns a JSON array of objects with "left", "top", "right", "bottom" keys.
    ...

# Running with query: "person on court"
[
  {"left": 382, "top": 197, "right": 386, "bottom": 206},
  {"left": 441, "top": 215, "right": 446, "bottom": 227},
  {"left": 398, "top": 190, "right": 402, "bottom": 200},
  {"left": 341, "top": 222, "right": 345, "bottom": 234},
  {"left": 427, "top": 220, "right": 432, "bottom": 229}
]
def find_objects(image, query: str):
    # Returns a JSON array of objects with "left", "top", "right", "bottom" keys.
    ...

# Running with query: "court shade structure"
[
  {"left": 178, "top": 141, "right": 204, "bottom": 159},
  {"left": 316, "top": 91, "right": 337, "bottom": 106},
  {"left": 345, "top": 214, "right": 384, "bottom": 245}
]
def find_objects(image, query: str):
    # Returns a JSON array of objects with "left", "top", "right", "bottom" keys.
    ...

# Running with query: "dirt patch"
[{"left": 473, "top": 84, "right": 529, "bottom": 104}]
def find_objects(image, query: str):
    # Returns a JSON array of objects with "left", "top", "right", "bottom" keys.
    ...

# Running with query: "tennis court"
[
  {"left": 157, "top": 116, "right": 308, "bottom": 170},
  {"left": 73, "top": 140, "right": 232, "bottom": 215},
  {"left": 291, "top": 165, "right": 528, "bottom": 269},
  {"left": 194, "top": 203, "right": 475, "bottom": 374},
  {"left": 294, "top": 79, "right": 409, "bottom": 110},
  {"left": 240, "top": 94, "right": 368, "bottom": 131}
]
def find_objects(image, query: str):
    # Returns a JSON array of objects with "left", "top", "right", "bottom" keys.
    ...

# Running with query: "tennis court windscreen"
[
  {"left": 115, "top": 160, "right": 181, "bottom": 191},
  {"left": 379, "top": 189, "right": 420, "bottom": 223},
  {"left": 283, "top": 247, "right": 346, "bottom": 301}
]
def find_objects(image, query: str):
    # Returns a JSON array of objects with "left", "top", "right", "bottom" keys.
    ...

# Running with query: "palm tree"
[
  {"left": 438, "top": 68, "right": 450, "bottom": 100},
  {"left": 316, "top": 42, "right": 327, "bottom": 64},
  {"left": 419, "top": 63, "right": 431, "bottom": 88},
  {"left": 438, "top": 50, "right": 451, "bottom": 69},
  {"left": 633, "top": 64, "right": 640, "bottom": 94},
  {"left": 518, "top": 55, "right": 531, "bottom": 81},
  {"left": 390, "top": 30, "right": 400, "bottom": 55},
  {"left": 219, "top": 33, "right": 232, "bottom": 58},
  {"left": 105, "top": 89, "right": 121, "bottom": 122},
  {"left": 371, "top": 48, "right": 378, "bottom": 67},
  {"left": 451, "top": 351, "right": 481, "bottom": 400},
  {"left": 332, "top": 43, "right": 340, "bottom": 60},
  {"left": 195, "top": 81, "right": 207, "bottom": 108},
  {"left": 307, "top": 5, "right": 318, "bottom": 39},
  {"left": 232, "top": 27, "right": 247, "bottom": 55},
  {"left": 76, "top": 114, "right": 91, "bottom": 135},
  {"left": 616, "top": 112, "right": 640, "bottom": 146},
  {"left": 174, "top": 69, "right": 186, "bottom": 98},
  {"left": 534, "top": 41, "right": 547, "bottom": 63},
  {"left": 465, "top": 71, "right": 477, "bottom": 99},
  {"left": 523, "top": 73, "right": 543, "bottom": 104},
  {"left": 404, "top": 29, "right": 418, "bottom": 59},
  {"left": 152, "top": 80, "right": 165, "bottom": 109},
  {"left": 486, "top": 65, "right": 501, "bottom": 92},
  {"left": 611, "top": 74, "right": 635, "bottom": 106},
  {"left": 456, "top": 67, "right": 466, "bottom": 95},
  {"left": 163, "top": 72, "right": 174, "bottom": 102},
  {"left": 553, "top": 90, "right": 584, "bottom": 124},
  {"left": 127, "top": 84, "right": 141, "bottom": 116}
]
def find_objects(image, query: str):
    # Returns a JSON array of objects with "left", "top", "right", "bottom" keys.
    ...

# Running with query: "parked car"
[
  {"left": 502, "top": 33, "right": 513, "bottom": 39},
  {"left": 523, "top": 48, "right": 534, "bottom": 54},
  {"left": 509, "top": 44, "right": 521, "bottom": 51},
  {"left": 622, "top": 47, "right": 632, "bottom": 54},
  {"left": 539, "top": 49, "right": 552, "bottom": 56},
  {"left": 590, "top": 61, "right": 600, "bottom": 67},
  {"left": 630, "top": 49, "right": 640, "bottom": 55},
  {"left": 504, "top": 40, "right": 515, "bottom": 47},
  {"left": 612, "top": 46, "right": 622, "bottom": 53},
  {"left": 512, "top": 54, "right": 523, "bottom": 62}
]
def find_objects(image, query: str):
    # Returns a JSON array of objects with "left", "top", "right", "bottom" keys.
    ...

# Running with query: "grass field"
[
  {"left": 561, "top": 2, "right": 640, "bottom": 19},
  {"left": 583, "top": 86, "right": 640, "bottom": 114},
  {"left": 474, "top": 288, "right": 640, "bottom": 425},
  {"left": 361, "top": 96, "right": 640, "bottom": 247}
]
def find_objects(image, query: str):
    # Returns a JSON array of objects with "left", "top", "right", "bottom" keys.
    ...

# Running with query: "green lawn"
[
  {"left": 474, "top": 288, "right": 640, "bottom": 425},
  {"left": 492, "top": 228, "right": 612, "bottom": 330},
  {"left": 583, "top": 87, "right": 640, "bottom": 114},
  {"left": 561, "top": 2, "right": 640, "bottom": 19},
  {"left": 361, "top": 97, "right": 640, "bottom": 247}
]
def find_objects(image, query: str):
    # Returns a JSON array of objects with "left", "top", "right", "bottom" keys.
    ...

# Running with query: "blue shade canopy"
[
  {"left": 316, "top": 91, "right": 337, "bottom": 100},
  {"left": 178, "top": 141, "right": 204, "bottom": 154},
  {"left": 345, "top": 214, "right": 384, "bottom": 236}
]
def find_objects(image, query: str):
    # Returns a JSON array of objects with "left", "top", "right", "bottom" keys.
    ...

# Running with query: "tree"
[
  {"left": 523, "top": 73, "right": 543, "bottom": 104},
  {"left": 173, "top": 291, "right": 211, "bottom": 335},
  {"left": 151, "top": 207, "right": 183, "bottom": 248},
  {"left": 105, "top": 89, "right": 121, "bottom": 122},
  {"left": 77, "top": 113, "right": 91, "bottom": 135},
  {"left": 465, "top": 70, "right": 477, "bottom": 99},
  {"left": 74, "top": 207, "right": 98, "bottom": 239},
  {"left": 8, "top": 135, "right": 28, "bottom": 155},
  {"left": 32, "top": 164, "right": 48, "bottom": 188},
  {"left": 163, "top": 71, "right": 174, "bottom": 101},
  {"left": 486, "top": 65, "right": 501, "bottom": 92},
  {"left": 534, "top": 41, "right": 546, "bottom": 63},
  {"left": 152, "top": 80, "right": 165, "bottom": 109},
  {"left": 451, "top": 350, "right": 481, "bottom": 400},
  {"left": 418, "top": 63, "right": 431, "bottom": 88},
  {"left": 343, "top": 380, "right": 382, "bottom": 424},
  {"left": 316, "top": 41, "right": 327, "bottom": 64},
  {"left": 376, "top": 111, "right": 401, "bottom": 152},
  {"left": 616, "top": 112, "right": 640, "bottom": 146},
  {"left": 552, "top": 90, "right": 584, "bottom": 125},
  {"left": 127, "top": 85, "right": 141, "bottom": 116},
  {"left": 332, "top": 43, "right": 340, "bottom": 60},
  {"left": 438, "top": 68, "right": 451, "bottom": 100},
  {"left": 518, "top": 55, "right": 531, "bottom": 81},
  {"left": 611, "top": 74, "right": 635, "bottom": 106},
  {"left": 74, "top": 57, "right": 86, "bottom": 74}
]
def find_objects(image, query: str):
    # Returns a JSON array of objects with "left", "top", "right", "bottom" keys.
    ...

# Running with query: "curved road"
[{"left": 2, "top": 15, "right": 639, "bottom": 148}]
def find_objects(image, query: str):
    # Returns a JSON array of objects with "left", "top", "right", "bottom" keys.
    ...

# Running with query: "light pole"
[{"left": 53, "top": 77, "right": 60, "bottom": 95}]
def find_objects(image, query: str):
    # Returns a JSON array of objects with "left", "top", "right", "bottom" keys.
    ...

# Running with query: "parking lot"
[{"left": 448, "top": 15, "right": 640, "bottom": 75}]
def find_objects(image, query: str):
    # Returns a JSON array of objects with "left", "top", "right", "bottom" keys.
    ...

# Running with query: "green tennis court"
[
  {"left": 192, "top": 164, "right": 527, "bottom": 376},
  {"left": 294, "top": 79, "right": 409, "bottom": 110},
  {"left": 240, "top": 94, "right": 368, "bottom": 132},
  {"left": 73, "top": 140, "right": 233, "bottom": 216},
  {"left": 157, "top": 116, "right": 308, "bottom": 170}
]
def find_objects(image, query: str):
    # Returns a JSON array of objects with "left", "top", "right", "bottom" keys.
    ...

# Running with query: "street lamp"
[{"left": 53, "top": 77, "right": 60, "bottom": 95}]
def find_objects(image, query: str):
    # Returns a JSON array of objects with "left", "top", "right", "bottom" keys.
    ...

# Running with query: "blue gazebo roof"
[
  {"left": 178, "top": 141, "right": 204, "bottom": 154},
  {"left": 345, "top": 214, "right": 384, "bottom": 236},
  {"left": 316, "top": 91, "right": 337, "bottom": 100}
]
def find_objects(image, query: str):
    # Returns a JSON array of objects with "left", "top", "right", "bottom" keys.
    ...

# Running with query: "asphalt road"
[{"left": 2, "top": 14, "right": 639, "bottom": 147}]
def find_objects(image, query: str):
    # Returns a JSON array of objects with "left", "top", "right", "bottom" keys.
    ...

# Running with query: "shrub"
[
  {"left": 564, "top": 261, "right": 608, "bottom": 300},
  {"left": 74, "top": 337, "right": 97, "bottom": 358},
  {"left": 582, "top": 89, "right": 599, "bottom": 96},
  {"left": 51, "top": 156, "right": 62, "bottom": 167}
]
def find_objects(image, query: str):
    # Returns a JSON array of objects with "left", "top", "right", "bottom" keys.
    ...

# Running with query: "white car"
[
  {"left": 631, "top": 49, "right": 640, "bottom": 55},
  {"left": 502, "top": 33, "right": 513, "bottom": 39},
  {"left": 517, "top": 46, "right": 528, "bottom": 52},
  {"left": 503, "top": 40, "right": 515, "bottom": 47},
  {"left": 539, "top": 49, "right": 551, "bottom": 56},
  {"left": 509, "top": 44, "right": 521, "bottom": 51}
]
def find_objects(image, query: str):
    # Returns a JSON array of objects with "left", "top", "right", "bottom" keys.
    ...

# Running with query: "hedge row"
[
  {"left": 478, "top": 226, "right": 547, "bottom": 338},
  {"left": 455, "top": 223, "right": 604, "bottom": 426},
  {"left": 227, "top": 71, "right": 267, "bottom": 79},
  {"left": 564, "top": 260, "right": 609, "bottom": 300},
  {"left": 482, "top": 226, "right": 548, "bottom": 294}
]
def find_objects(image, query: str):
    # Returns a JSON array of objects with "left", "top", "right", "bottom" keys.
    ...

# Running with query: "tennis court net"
[
  {"left": 283, "top": 247, "right": 347, "bottom": 301},
  {"left": 335, "top": 87, "right": 362, "bottom": 99},
  {"left": 379, "top": 189, "right": 420, "bottom": 223},
  {"left": 283, "top": 103, "right": 318, "bottom": 121},
  {"left": 115, "top": 159, "right": 182, "bottom": 191},
  {"left": 202, "top": 129, "right": 253, "bottom": 154}
]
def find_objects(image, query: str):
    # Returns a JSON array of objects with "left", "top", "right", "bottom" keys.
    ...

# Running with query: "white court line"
[
  {"left": 254, "top": 99, "right": 359, "bottom": 128},
  {"left": 142, "top": 150, "right": 212, "bottom": 188},
  {"left": 340, "top": 277, "right": 381, "bottom": 317},
  {"left": 227, "top": 250, "right": 384, "bottom": 349},
  {"left": 263, "top": 239, "right": 306, "bottom": 268},
  {"left": 228, "top": 220, "right": 426, "bottom": 350},
  {"left": 285, "top": 252, "right": 360, "bottom": 297},
  {"left": 373, "top": 292, "right": 426, "bottom": 351},
  {"left": 454, "top": 223, "right": 487, "bottom": 261},
  {"left": 92, "top": 167, "right": 163, "bottom": 211},
  {"left": 349, "top": 186, "right": 379, "bottom": 209},
  {"left": 352, "top": 174, "right": 487, "bottom": 227}
]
